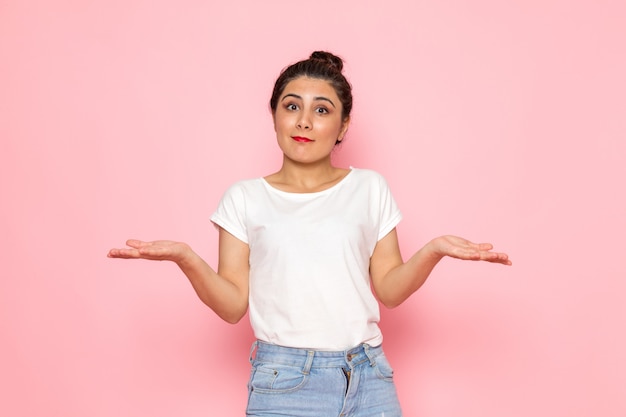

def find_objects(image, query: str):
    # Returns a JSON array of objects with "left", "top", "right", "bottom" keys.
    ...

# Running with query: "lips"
[{"left": 292, "top": 136, "right": 313, "bottom": 143}]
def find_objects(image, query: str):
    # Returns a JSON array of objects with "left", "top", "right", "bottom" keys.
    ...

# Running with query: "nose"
[{"left": 297, "top": 113, "right": 312, "bottom": 130}]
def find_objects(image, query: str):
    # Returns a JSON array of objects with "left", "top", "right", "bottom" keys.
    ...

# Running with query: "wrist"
[
  {"left": 174, "top": 243, "right": 196, "bottom": 267},
  {"left": 424, "top": 238, "right": 446, "bottom": 262}
]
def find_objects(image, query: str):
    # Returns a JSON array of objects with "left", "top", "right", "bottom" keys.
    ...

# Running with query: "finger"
[
  {"left": 481, "top": 251, "right": 512, "bottom": 265},
  {"left": 138, "top": 245, "right": 165, "bottom": 257},
  {"left": 472, "top": 242, "right": 494, "bottom": 251},
  {"left": 126, "top": 239, "right": 148, "bottom": 249},
  {"left": 107, "top": 248, "right": 141, "bottom": 258},
  {"left": 451, "top": 247, "right": 483, "bottom": 260}
]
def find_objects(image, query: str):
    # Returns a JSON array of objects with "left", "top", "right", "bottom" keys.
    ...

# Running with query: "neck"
[{"left": 266, "top": 156, "right": 349, "bottom": 193}]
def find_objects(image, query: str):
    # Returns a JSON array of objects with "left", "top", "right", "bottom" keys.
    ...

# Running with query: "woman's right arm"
[{"left": 107, "top": 227, "right": 250, "bottom": 324}]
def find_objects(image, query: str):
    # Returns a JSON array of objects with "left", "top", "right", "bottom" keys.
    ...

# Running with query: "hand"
[
  {"left": 428, "top": 235, "right": 512, "bottom": 266},
  {"left": 107, "top": 239, "right": 192, "bottom": 264}
]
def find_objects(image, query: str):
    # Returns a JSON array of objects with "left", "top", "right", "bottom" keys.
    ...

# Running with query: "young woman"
[{"left": 108, "top": 51, "right": 511, "bottom": 417}]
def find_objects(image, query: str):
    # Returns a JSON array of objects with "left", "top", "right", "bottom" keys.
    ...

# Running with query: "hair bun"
[{"left": 310, "top": 51, "right": 344, "bottom": 72}]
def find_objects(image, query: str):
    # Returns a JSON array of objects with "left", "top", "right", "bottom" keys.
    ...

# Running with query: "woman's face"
[{"left": 273, "top": 76, "right": 349, "bottom": 166}]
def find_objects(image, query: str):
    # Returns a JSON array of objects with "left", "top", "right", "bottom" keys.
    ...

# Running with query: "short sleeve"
[
  {"left": 375, "top": 173, "right": 402, "bottom": 241},
  {"left": 210, "top": 182, "right": 249, "bottom": 244}
]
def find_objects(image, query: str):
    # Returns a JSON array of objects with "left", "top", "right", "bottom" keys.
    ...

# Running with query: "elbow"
[
  {"left": 375, "top": 290, "right": 404, "bottom": 309},
  {"left": 223, "top": 313, "right": 245, "bottom": 324},
  {"left": 374, "top": 283, "right": 405, "bottom": 309},
  {"left": 202, "top": 293, "right": 248, "bottom": 324},
  {"left": 218, "top": 306, "right": 248, "bottom": 324},
  {"left": 374, "top": 278, "right": 424, "bottom": 309},
  {"left": 379, "top": 297, "right": 403, "bottom": 309}
]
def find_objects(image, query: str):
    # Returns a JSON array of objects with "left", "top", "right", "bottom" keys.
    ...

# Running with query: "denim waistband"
[{"left": 249, "top": 340, "right": 383, "bottom": 371}]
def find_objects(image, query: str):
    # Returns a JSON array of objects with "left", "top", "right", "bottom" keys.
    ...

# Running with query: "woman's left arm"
[{"left": 370, "top": 229, "right": 511, "bottom": 308}]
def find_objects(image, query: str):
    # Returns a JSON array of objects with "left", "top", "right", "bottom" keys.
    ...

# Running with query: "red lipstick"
[{"left": 292, "top": 136, "right": 313, "bottom": 143}]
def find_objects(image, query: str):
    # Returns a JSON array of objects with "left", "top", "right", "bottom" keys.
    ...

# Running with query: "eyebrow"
[{"left": 281, "top": 93, "right": 336, "bottom": 108}]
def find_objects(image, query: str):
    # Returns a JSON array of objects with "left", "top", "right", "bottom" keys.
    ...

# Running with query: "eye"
[
  {"left": 285, "top": 103, "right": 299, "bottom": 111},
  {"left": 315, "top": 107, "right": 329, "bottom": 114}
]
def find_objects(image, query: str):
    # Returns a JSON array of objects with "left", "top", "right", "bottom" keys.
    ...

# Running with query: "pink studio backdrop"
[{"left": 1, "top": 1, "right": 624, "bottom": 416}]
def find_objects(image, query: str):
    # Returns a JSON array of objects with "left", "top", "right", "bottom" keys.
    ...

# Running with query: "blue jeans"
[{"left": 246, "top": 341, "right": 403, "bottom": 417}]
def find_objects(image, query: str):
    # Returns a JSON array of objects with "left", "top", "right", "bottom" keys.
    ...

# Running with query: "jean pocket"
[
  {"left": 250, "top": 362, "right": 308, "bottom": 394},
  {"left": 373, "top": 353, "right": 395, "bottom": 382}
]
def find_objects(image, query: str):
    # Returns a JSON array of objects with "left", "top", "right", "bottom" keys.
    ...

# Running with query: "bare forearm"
[
  {"left": 375, "top": 241, "right": 443, "bottom": 308},
  {"left": 108, "top": 238, "right": 249, "bottom": 323},
  {"left": 178, "top": 253, "right": 248, "bottom": 323},
  {"left": 373, "top": 234, "right": 511, "bottom": 308},
  {"left": 176, "top": 251, "right": 248, "bottom": 324}
]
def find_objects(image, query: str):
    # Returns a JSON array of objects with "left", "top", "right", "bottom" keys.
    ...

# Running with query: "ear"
[{"left": 338, "top": 116, "right": 351, "bottom": 141}]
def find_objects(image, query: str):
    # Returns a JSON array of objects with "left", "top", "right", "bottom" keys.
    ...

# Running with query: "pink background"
[{"left": 2, "top": 0, "right": 625, "bottom": 416}]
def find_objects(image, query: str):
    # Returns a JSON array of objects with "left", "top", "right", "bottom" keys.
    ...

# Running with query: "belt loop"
[
  {"left": 249, "top": 340, "right": 259, "bottom": 363},
  {"left": 363, "top": 344, "right": 376, "bottom": 366},
  {"left": 302, "top": 350, "right": 315, "bottom": 375}
]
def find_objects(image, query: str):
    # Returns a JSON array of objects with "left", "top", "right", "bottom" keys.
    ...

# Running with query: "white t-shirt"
[{"left": 210, "top": 168, "right": 402, "bottom": 350}]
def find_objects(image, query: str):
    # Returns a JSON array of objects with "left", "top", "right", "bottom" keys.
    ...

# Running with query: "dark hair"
[{"left": 269, "top": 51, "right": 353, "bottom": 122}]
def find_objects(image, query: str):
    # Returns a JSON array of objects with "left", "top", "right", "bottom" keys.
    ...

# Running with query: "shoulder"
[
  {"left": 225, "top": 177, "right": 264, "bottom": 192},
  {"left": 220, "top": 177, "right": 265, "bottom": 200},
  {"left": 349, "top": 168, "right": 391, "bottom": 186}
]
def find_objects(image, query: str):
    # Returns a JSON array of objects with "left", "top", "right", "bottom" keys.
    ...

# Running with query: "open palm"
[
  {"left": 107, "top": 239, "right": 191, "bottom": 263},
  {"left": 430, "top": 235, "right": 511, "bottom": 265}
]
